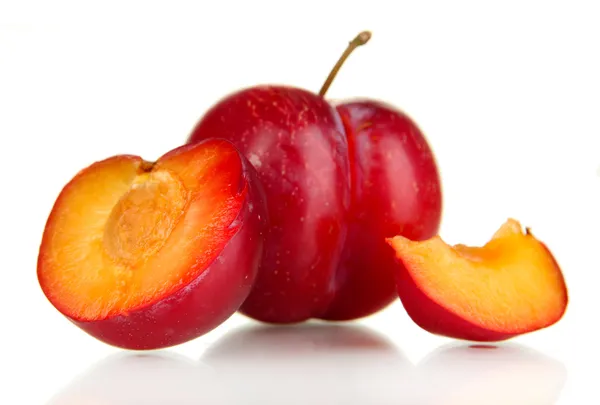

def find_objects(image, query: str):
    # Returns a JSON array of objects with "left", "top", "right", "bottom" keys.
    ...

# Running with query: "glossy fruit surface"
[
  {"left": 188, "top": 85, "right": 351, "bottom": 323},
  {"left": 319, "top": 100, "right": 443, "bottom": 320}
]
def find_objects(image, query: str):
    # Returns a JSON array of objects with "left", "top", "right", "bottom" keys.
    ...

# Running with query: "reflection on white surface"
[
  {"left": 415, "top": 343, "right": 567, "bottom": 405},
  {"left": 46, "top": 351, "right": 213, "bottom": 405},
  {"left": 201, "top": 323, "right": 413, "bottom": 404},
  {"left": 48, "top": 324, "right": 566, "bottom": 405}
]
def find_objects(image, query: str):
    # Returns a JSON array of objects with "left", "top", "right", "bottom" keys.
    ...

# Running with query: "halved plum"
[{"left": 37, "top": 139, "right": 267, "bottom": 350}]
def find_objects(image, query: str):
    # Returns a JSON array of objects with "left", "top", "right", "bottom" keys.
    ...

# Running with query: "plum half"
[{"left": 37, "top": 139, "right": 267, "bottom": 350}]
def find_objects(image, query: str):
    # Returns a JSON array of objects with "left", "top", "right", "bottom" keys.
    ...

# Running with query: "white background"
[{"left": 1, "top": 0, "right": 599, "bottom": 403}]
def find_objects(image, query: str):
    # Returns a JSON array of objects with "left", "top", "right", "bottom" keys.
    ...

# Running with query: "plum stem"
[
  {"left": 140, "top": 160, "right": 156, "bottom": 173},
  {"left": 318, "top": 31, "right": 371, "bottom": 97}
]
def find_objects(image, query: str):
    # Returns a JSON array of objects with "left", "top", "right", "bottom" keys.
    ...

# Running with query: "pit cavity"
[{"left": 102, "top": 169, "right": 188, "bottom": 267}]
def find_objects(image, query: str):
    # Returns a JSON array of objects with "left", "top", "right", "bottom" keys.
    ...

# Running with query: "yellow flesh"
[{"left": 40, "top": 145, "right": 243, "bottom": 321}]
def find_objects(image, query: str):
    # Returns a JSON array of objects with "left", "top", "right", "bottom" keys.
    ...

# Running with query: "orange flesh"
[
  {"left": 388, "top": 219, "right": 567, "bottom": 332},
  {"left": 38, "top": 142, "right": 245, "bottom": 321}
]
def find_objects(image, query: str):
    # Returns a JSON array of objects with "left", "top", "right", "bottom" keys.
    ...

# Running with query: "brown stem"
[{"left": 318, "top": 31, "right": 372, "bottom": 97}]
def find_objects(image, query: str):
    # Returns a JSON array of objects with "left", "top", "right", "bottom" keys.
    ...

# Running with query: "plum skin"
[
  {"left": 188, "top": 85, "right": 351, "bottom": 323},
  {"left": 319, "top": 99, "right": 443, "bottom": 321}
]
